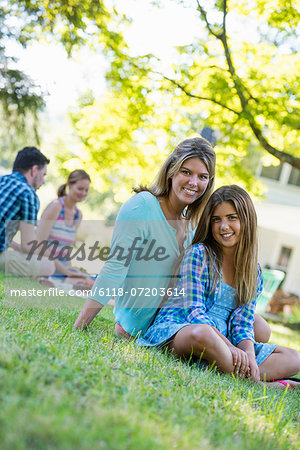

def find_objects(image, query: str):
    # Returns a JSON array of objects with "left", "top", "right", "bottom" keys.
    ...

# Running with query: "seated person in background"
[
  {"left": 0, "top": 146, "right": 54, "bottom": 277},
  {"left": 37, "top": 169, "right": 93, "bottom": 287}
]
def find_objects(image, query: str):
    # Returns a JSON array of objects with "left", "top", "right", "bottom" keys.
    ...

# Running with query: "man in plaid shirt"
[{"left": 0, "top": 146, "right": 54, "bottom": 277}]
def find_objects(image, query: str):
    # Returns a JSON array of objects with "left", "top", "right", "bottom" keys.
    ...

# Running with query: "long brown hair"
[
  {"left": 133, "top": 137, "right": 216, "bottom": 228},
  {"left": 192, "top": 185, "right": 258, "bottom": 305},
  {"left": 57, "top": 169, "right": 91, "bottom": 197}
]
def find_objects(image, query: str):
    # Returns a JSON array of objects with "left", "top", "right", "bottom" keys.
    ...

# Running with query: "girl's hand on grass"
[{"left": 229, "top": 345, "right": 249, "bottom": 377}]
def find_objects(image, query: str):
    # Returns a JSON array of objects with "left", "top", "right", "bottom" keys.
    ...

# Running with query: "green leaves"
[
  {"left": 2, "top": 0, "right": 299, "bottom": 197},
  {"left": 0, "top": 0, "right": 127, "bottom": 157}
]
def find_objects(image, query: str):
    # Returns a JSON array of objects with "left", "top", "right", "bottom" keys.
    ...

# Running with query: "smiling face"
[
  {"left": 169, "top": 157, "right": 210, "bottom": 209},
  {"left": 211, "top": 201, "right": 241, "bottom": 251},
  {"left": 68, "top": 179, "right": 90, "bottom": 203}
]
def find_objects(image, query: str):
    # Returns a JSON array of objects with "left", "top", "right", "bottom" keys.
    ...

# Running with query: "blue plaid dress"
[{"left": 138, "top": 244, "right": 277, "bottom": 366}]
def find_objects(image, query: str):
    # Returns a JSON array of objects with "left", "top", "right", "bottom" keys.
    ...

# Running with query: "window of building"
[
  {"left": 277, "top": 246, "right": 293, "bottom": 268},
  {"left": 260, "top": 162, "right": 283, "bottom": 180},
  {"left": 287, "top": 167, "right": 300, "bottom": 187}
]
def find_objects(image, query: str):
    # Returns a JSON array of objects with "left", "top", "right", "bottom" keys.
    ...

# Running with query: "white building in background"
[{"left": 255, "top": 161, "right": 300, "bottom": 297}]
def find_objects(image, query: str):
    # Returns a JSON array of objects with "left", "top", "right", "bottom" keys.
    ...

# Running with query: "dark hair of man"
[{"left": 12, "top": 146, "right": 50, "bottom": 174}]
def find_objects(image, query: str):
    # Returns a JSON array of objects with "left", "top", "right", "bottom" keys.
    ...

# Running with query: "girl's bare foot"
[{"left": 258, "top": 379, "right": 300, "bottom": 390}]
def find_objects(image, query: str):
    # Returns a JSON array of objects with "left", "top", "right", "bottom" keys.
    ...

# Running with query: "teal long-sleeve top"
[{"left": 90, "top": 191, "right": 193, "bottom": 336}]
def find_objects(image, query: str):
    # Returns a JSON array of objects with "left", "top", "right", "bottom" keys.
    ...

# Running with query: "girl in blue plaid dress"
[{"left": 140, "top": 186, "right": 300, "bottom": 389}]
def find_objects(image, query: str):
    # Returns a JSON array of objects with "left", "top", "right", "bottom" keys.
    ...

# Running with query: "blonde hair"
[
  {"left": 192, "top": 185, "right": 258, "bottom": 306},
  {"left": 134, "top": 137, "right": 216, "bottom": 228},
  {"left": 57, "top": 169, "right": 91, "bottom": 197}
]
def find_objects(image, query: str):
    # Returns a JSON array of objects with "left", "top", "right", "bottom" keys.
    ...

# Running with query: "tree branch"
[
  {"left": 194, "top": 1, "right": 300, "bottom": 170},
  {"left": 196, "top": 0, "right": 223, "bottom": 39},
  {"left": 129, "top": 58, "right": 240, "bottom": 115},
  {"left": 162, "top": 75, "right": 240, "bottom": 115},
  {"left": 249, "top": 119, "right": 300, "bottom": 169},
  {"left": 223, "top": 0, "right": 227, "bottom": 30}
]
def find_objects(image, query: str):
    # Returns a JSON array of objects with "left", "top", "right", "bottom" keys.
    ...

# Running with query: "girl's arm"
[
  {"left": 237, "top": 339, "right": 260, "bottom": 381},
  {"left": 64, "top": 210, "right": 90, "bottom": 277},
  {"left": 229, "top": 266, "right": 263, "bottom": 347},
  {"left": 229, "top": 301, "right": 256, "bottom": 346},
  {"left": 75, "top": 210, "right": 83, "bottom": 231},
  {"left": 74, "top": 193, "right": 149, "bottom": 329},
  {"left": 237, "top": 339, "right": 255, "bottom": 356},
  {"left": 212, "top": 326, "right": 250, "bottom": 376},
  {"left": 36, "top": 200, "right": 62, "bottom": 242},
  {"left": 179, "top": 245, "right": 216, "bottom": 327},
  {"left": 35, "top": 201, "right": 63, "bottom": 262},
  {"left": 74, "top": 299, "right": 103, "bottom": 329}
]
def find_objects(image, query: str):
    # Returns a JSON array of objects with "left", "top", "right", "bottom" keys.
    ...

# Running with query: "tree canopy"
[
  {"left": 169, "top": 0, "right": 300, "bottom": 170},
  {"left": 2, "top": 0, "right": 299, "bottom": 204},
  {"left": 71, "top": 0, "right": 300, "bottom": 201},
  {"left": 0, "top": 0, "right": 126, "bottom": 156}
]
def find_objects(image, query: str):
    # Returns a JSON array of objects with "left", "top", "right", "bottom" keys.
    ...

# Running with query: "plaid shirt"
[
  {"left": 155, "top": 244, "right": 263, "bottom": 346},
  {"left": 0, "top": 171, "right": 39, "bottom": 252}
]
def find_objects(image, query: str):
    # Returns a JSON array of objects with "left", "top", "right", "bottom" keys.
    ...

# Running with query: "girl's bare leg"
[
  {"left": 169, "top": 324, "right": 235, "bottom": 373},
  {"left": 259, "top": 346, "right": 300, "bottom": 385},
  {"left": 253, "top": 314, "right": 271, "bottom": 343}
]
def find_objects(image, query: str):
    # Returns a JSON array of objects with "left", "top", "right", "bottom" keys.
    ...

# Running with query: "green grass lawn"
[{"left": 0, "top": 273, "right": 299, "bottom": 450}]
